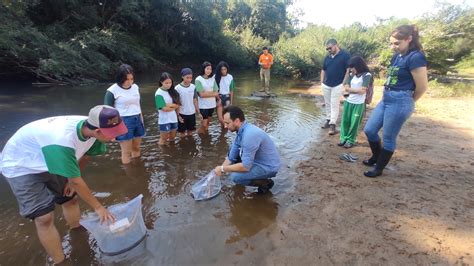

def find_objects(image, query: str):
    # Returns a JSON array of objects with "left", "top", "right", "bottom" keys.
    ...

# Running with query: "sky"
[{"left": 289, "top": 0, "right": 474, "bottom": 29}]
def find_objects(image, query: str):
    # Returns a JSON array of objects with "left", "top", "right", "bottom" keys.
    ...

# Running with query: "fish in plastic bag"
[{"left": 191, "top": 170, "right": 222, "bottom": 201}]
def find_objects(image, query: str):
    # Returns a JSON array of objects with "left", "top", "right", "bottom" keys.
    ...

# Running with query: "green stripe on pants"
[{"left": 340, "top": 101, "right": 365, "bottom": 144}]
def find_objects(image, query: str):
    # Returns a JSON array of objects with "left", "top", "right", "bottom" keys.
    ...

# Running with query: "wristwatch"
[{"left": 220, "top": 165, "right": 225, "bottom": 174}]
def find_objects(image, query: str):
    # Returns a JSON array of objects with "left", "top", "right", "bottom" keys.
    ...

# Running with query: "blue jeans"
[
  {"left": 229, "top": 164, "right": 278, "bottom": 185},
  {"left": 364, "top": 90, "right": 414, "bottom": 152}
]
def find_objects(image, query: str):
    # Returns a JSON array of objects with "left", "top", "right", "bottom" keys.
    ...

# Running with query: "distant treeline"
[{"left": 0, "top": 1, "right": 472, "bottom": 83}]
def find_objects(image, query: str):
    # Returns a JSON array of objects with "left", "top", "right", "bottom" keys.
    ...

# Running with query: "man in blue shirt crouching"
[{"left": 214, "top": 106, "right": 280, "bottom": 193}]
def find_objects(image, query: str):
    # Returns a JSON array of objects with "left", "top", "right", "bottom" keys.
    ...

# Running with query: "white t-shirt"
[
  {"left": 346, "top": 73, "right": 370, "bottom": 104},
  {"left": 218, "top": 74, "right": 235, "bottom": 95},
  {"left": 0, "top": 116, "right": 106, "bottom": 178},
  {"left": 195, "top": 75, "right": 218, "bottom": 109},
  {"left": 155, "top": 88, "right": 178, "bottom": 124},
  {"left": 107, "top": 83, "right": 142, "bottom": 116},
  {"left": 175, "top": 83, "right": 197, "bottom": 115}
]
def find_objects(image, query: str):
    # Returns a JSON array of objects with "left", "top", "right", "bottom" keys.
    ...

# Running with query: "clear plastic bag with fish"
[
  {"left": 191, "top": 170, "right": 222, "bottom": 201},
  {"left": 79, "top": 194, "right": 147, "bottom": 256}
]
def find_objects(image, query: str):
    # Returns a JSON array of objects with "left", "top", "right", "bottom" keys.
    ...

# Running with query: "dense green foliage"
[
  {"left": 0, "top": 0, "right": 292, "bottom": 82},
  {"left": 0, "top": 1, "right": 472, "bottom": 83},
  {"left": 274, "top": 3, "right": 473, "bottom": 78}
]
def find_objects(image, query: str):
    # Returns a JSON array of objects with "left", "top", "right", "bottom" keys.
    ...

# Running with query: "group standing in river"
[{"left": 0, "top": 25, "right": 428, "bottom": 264}]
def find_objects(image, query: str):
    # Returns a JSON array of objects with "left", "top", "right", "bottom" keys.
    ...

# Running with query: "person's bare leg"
[
  {"left": 119, "top": 140, "right": 133, "bottom": 164},
  {"left": 35, "top": 212, "right": 65, "bottom": 264},
  {"left": 131, "top": 138, "right": 142, "bottom": 158},
  {"left": 198, "top": 119, "right": 208, "bottom": 134},
  {"left": 61, "top": 197, "right": 80, "bottom": 229},
  {"left": 159, "top": 132, "right": 168, "bottom": 145},
  {"left": 217, "top": 104, "right": 224, "bottom": 125},
  {"left": 168, "top": 130, "right": 177, "bottom": 142}
]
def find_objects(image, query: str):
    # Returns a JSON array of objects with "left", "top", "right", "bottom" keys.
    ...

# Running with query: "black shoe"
[
  {"left": 364, "top": 149, "right": 394, "bottom": 178},
  {"left": 337, "top": 141, "right": 346, "bottom": 146},
  {"left": 363, "top": 140, "right": 381, "bottom": 166},
  {"left": 321, "top": 119, "right": 330, "bottom": 129},
  {"left": 257, "top": 179, "right": 274, "bottom": 194}
]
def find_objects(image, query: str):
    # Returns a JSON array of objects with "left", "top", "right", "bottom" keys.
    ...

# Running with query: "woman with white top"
[
  {"left": 104, "top": 64, "right": 145, "bottom": 164},
  {"left": 175, "top": 68, "right": 201, "bottom": 137},
  {"left": 155, "top": 72, "right": 180, "bottom": 145},
  {"left": 215, "top": 61, "right": 235, "bottom": 126},
  {"left": 195, "top": 61, "right": 219, "bottom": 134},
  {"left": 339, "top": 56, "right": 372, "bottom": 148}
]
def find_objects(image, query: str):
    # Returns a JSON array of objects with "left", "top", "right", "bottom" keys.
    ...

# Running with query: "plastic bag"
[
  {"left": 80, "top": 194, "right": 147, "bottom": 256},
  {"left": 191, "top": 170, "right": 222, "bottom": 201}
]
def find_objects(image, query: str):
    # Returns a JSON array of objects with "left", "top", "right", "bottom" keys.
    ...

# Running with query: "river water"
[{"left": 0, "top": 70, "right": 322, "bottom": 265}]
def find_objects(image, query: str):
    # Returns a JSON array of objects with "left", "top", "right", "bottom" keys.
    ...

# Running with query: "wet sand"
[{"left": 266, "top": 85, "right": 474, "bottom": 265}]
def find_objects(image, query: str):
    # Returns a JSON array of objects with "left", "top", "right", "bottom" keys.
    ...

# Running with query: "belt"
[{"left": 384, "top": 86, "right": 412, "bottom": 92}]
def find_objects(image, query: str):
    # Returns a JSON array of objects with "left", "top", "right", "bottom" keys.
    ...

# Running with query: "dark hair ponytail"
[
  {"left": 214, "top": 61, "right": 230, "bottom": 88},
  {"left": 159, "top": 72, "right": 180, "bottom": 105},
  {"left": 391, "top": 25, "right": 423, "bottom": 52}
]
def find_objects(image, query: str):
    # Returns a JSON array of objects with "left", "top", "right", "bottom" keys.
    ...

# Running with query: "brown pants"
[{"left": 260, "top": 68, "right": 271, "bottom": 90}]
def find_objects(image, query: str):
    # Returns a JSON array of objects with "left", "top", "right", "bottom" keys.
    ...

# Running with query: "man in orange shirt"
[{"left": 258, "top": 47, "right": 273, "bottom": 94}]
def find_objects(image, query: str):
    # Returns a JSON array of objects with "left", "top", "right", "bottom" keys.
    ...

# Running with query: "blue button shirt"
[
  {"left": 385, "top": 50, "right": 427, "bottom": 91},
  {"left": 227, "top": 122, "right": 280, "bottom": 172},
  {"left": 323, "top": 49, "right": 350, "bottom": 87}
]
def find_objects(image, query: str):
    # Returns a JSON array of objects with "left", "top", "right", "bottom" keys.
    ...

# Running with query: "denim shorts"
[
  {"left": 116, "top": 114, "right": 146, "bottom": 142},
  {"left": 159, "top": 122, "right": 178, "bottom": 132}
]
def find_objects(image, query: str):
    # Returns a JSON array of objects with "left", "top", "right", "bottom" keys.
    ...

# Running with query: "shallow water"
[{"left": 0, "top": 70, "right": 322, "bottom": 264}]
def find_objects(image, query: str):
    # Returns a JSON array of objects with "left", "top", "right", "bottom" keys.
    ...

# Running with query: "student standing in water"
[
  {"left": 215, "top": 61, "right": 236, "bottom": 126},
  {"left": 175, "top": 68, "right": 201, "bottom": 137},
  {"left": 195, "top": 61, "right": 219, "bottom": 134},
  {"left": 104, "top": 64, "right": 145, "bottom": 164},
  {"left": 155, "top": 72, "right": 180, "bottom": 145}
]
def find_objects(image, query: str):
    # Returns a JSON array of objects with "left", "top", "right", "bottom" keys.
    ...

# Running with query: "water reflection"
[
  {"left": 224, "top": 186, "right": 278, "bottom": 244},
  {"left": 0, "top": 70, "right": 322, "bottom": 264}
]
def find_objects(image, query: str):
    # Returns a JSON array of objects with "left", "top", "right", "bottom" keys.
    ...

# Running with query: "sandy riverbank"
[{"left": 265, "top": 84, "right": 474, "bottom": 265}]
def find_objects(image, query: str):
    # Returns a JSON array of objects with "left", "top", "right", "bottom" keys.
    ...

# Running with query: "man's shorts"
[
  {"left": 200, "top": 108, "right": 214, "bottom": 119},
  {"left": 178, "top": 114, "right": 196, "bottom": 132},
  {"left": 5, "top": 172, "right": 76, "bottom": 220},
  {"left": 159, "top": 122, "right": 178, "bottom": 132},
  {"left": 116, "top": 114, "right": 146, "bottom": 141}
]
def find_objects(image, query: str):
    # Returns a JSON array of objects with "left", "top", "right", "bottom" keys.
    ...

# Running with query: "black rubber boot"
[
  {"left": 249, "top": 179, "right": 274, "bottom": 194},
  {"left": 363, "top": 140, "right": 381, "bottom": 166},
  {"left": 364, "top": 149, "right": 394, "bottom": 178}
]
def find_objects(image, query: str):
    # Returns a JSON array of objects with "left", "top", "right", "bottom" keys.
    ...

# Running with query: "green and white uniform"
[
  {"left": 340, "top": 73, "right": 371, "bottom": 144},
  {"left": 218, "top": 74, "right": 235, "bottom": 95},
  {"left": 195, "top": 75, "right": 218, "bottom": 109},
  {"left": 0, "top": 116, "right": 106, "bottom": 179},
  {"left": 155, "top": 88, "right": 178, "bottom": 125}
]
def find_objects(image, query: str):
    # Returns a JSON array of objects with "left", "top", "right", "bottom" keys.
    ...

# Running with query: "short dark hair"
[
  {"left": 348, "top": 56, "right": 370, "bottom": 74},
  {"left": 262, "top": 46, "right": 268, "bottom": 50},
  {"left": 325, "top": 39, "right": 337, "bottom": 46},
  {"left": 115, "top": 64, "right": 134, "bottom": 86},
  {"left": 200, "top": 61, "right": 213, "bottom": 76},
  {"left": 223, "top": 105, "right": 245, "bottom": 122}
]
